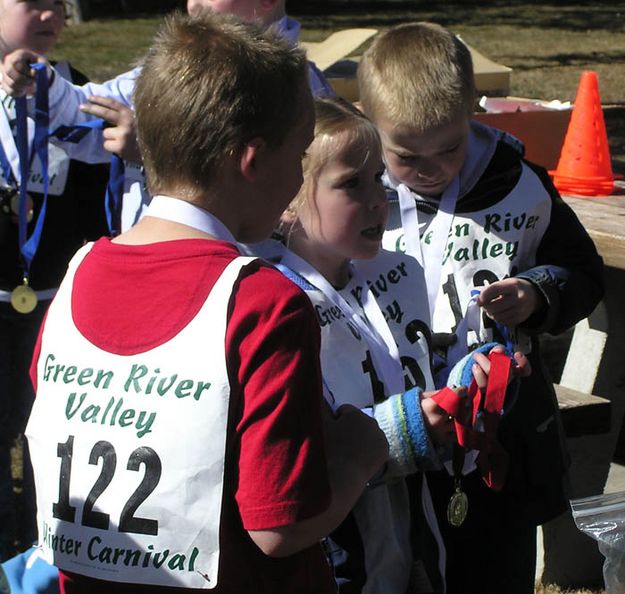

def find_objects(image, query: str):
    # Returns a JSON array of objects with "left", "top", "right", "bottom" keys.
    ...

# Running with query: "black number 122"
[{"left": 52, "top": 436, "right": 162, "bottom": 536}]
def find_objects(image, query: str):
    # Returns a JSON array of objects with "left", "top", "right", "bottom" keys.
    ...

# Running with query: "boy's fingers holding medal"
[
  {"left": 471, "top": 351, "right": 491, "bottom": 389},
  {"left": 472, "top": 346, "right": 532, "bottom": 388}
]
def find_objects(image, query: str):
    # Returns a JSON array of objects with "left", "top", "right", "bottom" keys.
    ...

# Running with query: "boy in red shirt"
[{"left": 25, "top": 11, "right": 387, "bottom": 594}]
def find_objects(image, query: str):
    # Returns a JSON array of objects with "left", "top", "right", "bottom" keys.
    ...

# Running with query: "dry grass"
[
  {"left": 52, "top": 3, "right": 625, "bottom": 104},
  {"left": 49, "top": 3, "right": 625, "bottom": 173},
  {"left": 536, "top": 586, "right": 605, "bottom": 594}
]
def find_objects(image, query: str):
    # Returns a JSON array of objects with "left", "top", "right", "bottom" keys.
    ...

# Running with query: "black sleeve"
[{"left": 516, "top": 163, "right": 604, "bottom": 335}]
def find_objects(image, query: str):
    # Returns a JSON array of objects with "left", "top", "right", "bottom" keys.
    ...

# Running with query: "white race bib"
[
  {"left": 27, "top": 245, "right": 255, "bottom": 589},
  {"left": 383, "top": 165, "right": 550, "bottom": 363}
]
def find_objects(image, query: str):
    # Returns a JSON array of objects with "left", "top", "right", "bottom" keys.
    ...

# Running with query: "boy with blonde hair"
[
  {"left": 359, "top": 21, "right": 604, "bottom": 594},
  {"left": 25, "top": 11, "right": 387, "bottom": 594}
]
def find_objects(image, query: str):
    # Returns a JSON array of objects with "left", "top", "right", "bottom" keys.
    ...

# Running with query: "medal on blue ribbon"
[
  {"left": 5, "top": 65, "right": 125, "bottom": 313},
  {"left": 8, "top": 63, "right": 50, "bottom": 313}
]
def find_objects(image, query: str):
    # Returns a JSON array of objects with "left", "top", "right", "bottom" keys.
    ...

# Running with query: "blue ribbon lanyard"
[
  {"left": 0, "top": 125, "right": 16, "bottom": 187},
  {"left": 14, "top": 63, "right": 49, "bottom": 284},
  {"left": 0, "top": 63, "right": 125, "bottom": 288},
  {"left": 51, "top": 118, "right": 125, "bottom": 237}
]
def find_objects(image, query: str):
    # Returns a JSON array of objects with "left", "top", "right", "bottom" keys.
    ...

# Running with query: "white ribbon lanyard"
[
  {"left": 145, "top": 194, "right": 237, "bottom": 243},
  {"left": 280, "top": 248, "right": 405, "bottom": 396},
  {"left": 397, "top": 177, "right": 459, "bottom": 321}
]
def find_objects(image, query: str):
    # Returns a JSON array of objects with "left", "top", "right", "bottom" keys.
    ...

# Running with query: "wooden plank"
[
  {"left": 560, "top": 318, "right": 607, "bottom": 394},
  {"left": 300, "top": 29, "right": 377, "bottom": 72},
  {"left": 563, "top": 190, "right": 625, "bottom": 269},
  {"left": 586, "top": 230, "right": 625, "bottom": 270},
  {"left": 462, "top": 41, "right": 512, "bottom": 95},
  {"left": 555, "top": 383, "right": 611, "bottom": 437}
]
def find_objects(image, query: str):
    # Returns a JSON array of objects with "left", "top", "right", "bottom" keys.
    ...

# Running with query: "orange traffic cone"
[{"left": 551, "top": 71, "right": 616, "bottom": 196}]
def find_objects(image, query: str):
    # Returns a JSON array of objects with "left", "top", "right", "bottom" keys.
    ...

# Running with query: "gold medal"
[
  {"left": 447, "top": 478, "right": 469, "bottom": 527},
  {"left": 11, "top": 282, "right": 38, "bottom": 314},
  {"left": 10, "top": 192, "right": 34, "bottom": 223}
]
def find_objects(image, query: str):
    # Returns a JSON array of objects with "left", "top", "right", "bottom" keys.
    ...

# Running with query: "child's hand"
[
  {"left": 471, "top": 345, "right": 531, "bottom": 389},
  {"left": 477, "top": 278, "right": 540, "bottom": 326},
  {"left": 1, "top": 49, "right": 48, "bottom": 97},
  {"left": 323, "top": 403, "right": 389, "bottom": 480},
  {"left": 421, "top": 387, "right": 468, "bottom": 447},
  {"left": 80, "top": 96, "right": 142, "bottom": 164}
]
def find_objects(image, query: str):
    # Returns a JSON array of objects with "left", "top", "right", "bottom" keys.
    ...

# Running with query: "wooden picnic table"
[
  {"left": 564, "top": 192, "right": 625, "bottom": 270},
  {"left": 559, "top": 191, "right": 625, "bottom": 435},
  {"left": 540, "top": 188, "right": 625, "bottom": 587}
]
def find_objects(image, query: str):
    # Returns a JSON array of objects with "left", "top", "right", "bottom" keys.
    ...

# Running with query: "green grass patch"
[
  {"left": 55, "top": 5, "right": 625, "bottom": 104},
  {"left": 50, "top": 17, "right": 159, "bottom": 81}
]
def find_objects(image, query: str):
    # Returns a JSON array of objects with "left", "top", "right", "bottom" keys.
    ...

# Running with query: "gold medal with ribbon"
[
  {"left": 447, "top": 444, "right": 469, "bottom": 527},
  {"left": 11, "top": 277, "right": 38, "bottom": 314},
  {"left": 447, "top": 476, "right": 469, "bottom": 528}
]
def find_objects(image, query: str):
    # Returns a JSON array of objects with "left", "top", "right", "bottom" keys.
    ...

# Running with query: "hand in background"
[
  {"left": 1, "top": 49, "right": 48, "bottom": 97},
  {"left": 80, "top": 95, "right": 142, "bottom": 164}
]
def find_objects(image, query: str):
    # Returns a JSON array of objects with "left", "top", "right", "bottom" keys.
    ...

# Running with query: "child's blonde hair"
[
  {"left": 288, "top": 97, "right": 382, "bottom": 216},
  {"left": 358, "top": 22, "right": 475, "bottom": 132},
  {"left": 134, "top": 9, "right": 308, "bottom": 197}
]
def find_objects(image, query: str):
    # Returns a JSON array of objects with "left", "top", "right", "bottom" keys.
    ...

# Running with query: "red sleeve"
[
  {"left": 226, "top": 264, "right": 331, "bottom": 531},
  {"left": 29, "top": 311, "right": 48, "bottom": 391}
]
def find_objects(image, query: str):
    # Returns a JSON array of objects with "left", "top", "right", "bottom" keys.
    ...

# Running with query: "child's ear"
[{"left": 239, "top": 137, "right": 264, "bottom": 181}]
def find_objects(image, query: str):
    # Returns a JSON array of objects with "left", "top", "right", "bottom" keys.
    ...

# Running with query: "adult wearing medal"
[{"left": 0, "top": 0, "right": 108, "bottom": 561}]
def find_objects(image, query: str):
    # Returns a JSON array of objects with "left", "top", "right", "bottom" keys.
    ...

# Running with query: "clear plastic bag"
[{"left": 571, "top": 490, "right": 625, "bottom": 594}]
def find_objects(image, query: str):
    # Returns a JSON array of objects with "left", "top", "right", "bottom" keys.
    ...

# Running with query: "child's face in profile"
[
  {"left": 0, "top": 0, "right": 64, "bottom": 55},
  {"left": 298, "top": 132, "right": 388, "bottom": 266},
  {"left": 239, "top": 84, "right": 315, "bottom": 244},
  {"left": 187, "top": 0, "right": 260, "bottom": 21},
  {"left": 377, "top": 110, "right": 470, "bottom": 198}
]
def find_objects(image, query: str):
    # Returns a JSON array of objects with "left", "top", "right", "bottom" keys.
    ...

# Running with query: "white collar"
[{"left": 145, "top": 195, "right": 236, "bottom": 244}]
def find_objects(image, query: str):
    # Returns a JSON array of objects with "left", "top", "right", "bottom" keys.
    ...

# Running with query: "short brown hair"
[
  {"left": 358, "top": 22, "right": 475, "bottom": 132},
  {"left": 286, "top": 97, "right": 381, "bottom": 220},
  {"left": 134, "top": 10, "right": 308, "bottom": 196}
]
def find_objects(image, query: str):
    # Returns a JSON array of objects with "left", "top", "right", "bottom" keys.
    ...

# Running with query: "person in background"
[
  {"left": 0, "top": 0, "right": 334, "bottom": 232},
  {"left": 0, "top": 0, "right": 108, "bottom": 561}
]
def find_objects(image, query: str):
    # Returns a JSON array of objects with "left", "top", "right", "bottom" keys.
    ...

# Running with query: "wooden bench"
[
  {"left": 554, "top": 313, "right": 611, "bottom": 437},
  {"left": 555, "top": 385, "right": 611, "bottom": 437}
]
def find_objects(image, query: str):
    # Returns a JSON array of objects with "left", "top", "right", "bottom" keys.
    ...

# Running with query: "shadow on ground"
[{"left": 605, "top": 107, "right": 625, "bottom": 177}]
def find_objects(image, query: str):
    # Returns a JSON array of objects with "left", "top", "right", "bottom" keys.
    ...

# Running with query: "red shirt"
[{"left": 30, "top": 237, "right": 334, "bottom": 594}]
